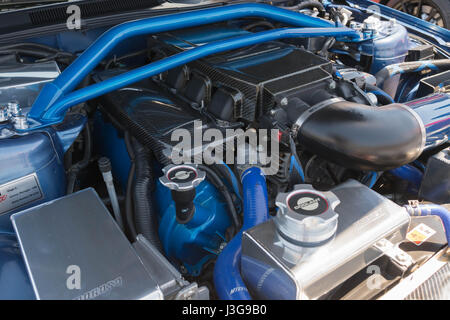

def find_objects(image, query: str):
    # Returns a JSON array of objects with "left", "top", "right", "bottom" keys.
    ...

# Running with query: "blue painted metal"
[
  {"left": 406, "top": 93, "right": 450, "bottom": 149},
  {"left": 360, "top": 22, "right": 409, "bottom": 74},
  {"left": 214, "top": 167, "right": 270, "bottom": 300},
  {"left": 376, "top": 60, "right": 446, "bottom": 89},
  {"left": 55, "top": 114, "right": 87, "bottom": 153},
  {"left": 27, "top": 26, "right": 360, "bottom": 127},
  {"left": 92, "top": 112, "right": 131, "bottom": 191},
  {"left": 93, "top": 110, "right": 232, "bottom": 275},
  {"left": 389, "top": 164, "right": 423, "bottom": 192},
  {"left": 389, "top": 92, "right": 450, "bottom": 193},
  {"left": 0, "top": 232, "right": 35, "bottom": 300},
  {"left": 154, "top": 179, "right": 231, "bottom": 276},
  {"left": 0, "top": 114, "right": 85, "bottom": 231},
  {"left": 397, "top": 77, "right": 421, "bottom": 103},
  {"left": 0, "top": 132, "right": 66, "bottom": 232}
]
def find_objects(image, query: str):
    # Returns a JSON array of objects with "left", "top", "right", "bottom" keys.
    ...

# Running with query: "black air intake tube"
[{"left": 294, "top": 98, "right": 426, "bottom": 171}]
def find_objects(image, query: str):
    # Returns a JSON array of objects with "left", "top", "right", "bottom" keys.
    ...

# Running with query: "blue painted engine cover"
[
  {"left": 154, "top": 178, "right": 231, "bottom": 276},
  {"left": 93, "top": 112, "right": 232, "bottom": 276}
]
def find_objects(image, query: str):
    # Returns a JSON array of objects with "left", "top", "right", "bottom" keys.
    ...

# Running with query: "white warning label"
[
  {"left": 0, "top": 174, "right": 43, "bottom": 215},
  {"left": 406, "top": 223, "right": 437, "bottom": 246}
]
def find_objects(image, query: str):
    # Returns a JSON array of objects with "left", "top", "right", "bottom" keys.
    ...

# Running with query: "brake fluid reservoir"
[{"left": 359, "top": 17, "right": 409, "bottom": 74}]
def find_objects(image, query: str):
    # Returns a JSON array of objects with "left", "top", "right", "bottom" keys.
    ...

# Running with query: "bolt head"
[
  {"left": 329, "top": 81, "right": 336, "bottom": 90},
  {"left": 7, "top": 101, "right": 21, "bottom": 116},
  {"left": 0, "top": 107, "right": 8, "bottom": 122},
  {"left": 13, "top": 115, "right": 28, "bottom": 130},
  {"left": 396, "top": 252, "right": 408, "bottom": 262}
]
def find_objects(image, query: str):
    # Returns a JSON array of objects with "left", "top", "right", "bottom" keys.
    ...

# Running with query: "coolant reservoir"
[
  {"left": 241, "top": 180, "right": 411, "bottom": 300},
  {"left": 274, "top": 185, "right": 340, "bottom": 246}
]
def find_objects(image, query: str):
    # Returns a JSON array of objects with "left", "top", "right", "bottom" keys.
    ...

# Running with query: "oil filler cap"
[
  {"left": 160, "top": 164, "right": 205, "bottom": 191},
  {"left": 275, "top": 185, "right": 340, "bottom": 246},
  {"left": 159, "top": 164, "right": 205, "bottom": 224}
]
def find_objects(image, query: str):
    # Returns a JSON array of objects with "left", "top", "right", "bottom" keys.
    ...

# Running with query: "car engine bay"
[{"left": 0, "top": 0, "right": 449, "bottom": 300}]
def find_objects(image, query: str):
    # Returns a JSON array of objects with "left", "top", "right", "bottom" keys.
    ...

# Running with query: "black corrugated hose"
[
  {"left": 124, "top": 131, "right": 138, "bottom": 240},
  {"left": 131, "top": 138, "right": 163, "bottom": 252}
]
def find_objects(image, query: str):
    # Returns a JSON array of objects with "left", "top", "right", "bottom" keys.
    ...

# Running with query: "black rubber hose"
[
  {"left": 198, "top": 164, "right": 241, "bottom": 230},
  {"left": 0, "top": 43, "right": 75, "bottom": 61},
  {"left": 375, "top": 59, "right": 450, "bottom": 88},
  {"left": 243, "top": 21, "right": 276, "bottom": 31},
  {"left": 124, "top": 132, "right": 138, "bottom": 240},
  {"left": 284, "top": 0, "right": 325, "bottom": 15},
  {"left": 318, "top": 37, "right": 336, "bottom": 57},
  {"left": 0, "top": 49, "right": 53, "bottom": 59},
  {"left": 0, "top": 42, "right": 61, "bottom": 53},
  {"left": 295, "top": 99, "right": 426, "bottom": 171},
  {"left": 212, "top": 163, "right": 243, "bottom": 199},
  {"left": 131, "top": 138, "right": 163, "bottom": 251},
  {"left": 66, "top": 124, "right": 92, "bottom": 194},
  {"left": 296, "top": 0, "right": 325, "bottom": 12},
  {"left": 104, "top": 49, "right": 148, "bottom": 69}
]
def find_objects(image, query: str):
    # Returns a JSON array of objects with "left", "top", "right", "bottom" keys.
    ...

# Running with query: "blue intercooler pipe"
[
  {"left": 404, "top": 203, "right": 450, "bottom": 245},
  {"left": 214, "top": 167, "right": 270, "bottom": 300}
]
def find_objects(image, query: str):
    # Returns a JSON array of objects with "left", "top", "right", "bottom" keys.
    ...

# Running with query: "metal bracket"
[
  {"left": 374, "top": 238, "right": 413, "bottom": 270},
  {"left": 174, "top": 283, "right": 210, "bottom": 300}
]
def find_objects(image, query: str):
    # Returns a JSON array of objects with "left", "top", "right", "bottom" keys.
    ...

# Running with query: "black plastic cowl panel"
[{"left": 29, "top": 0, "right": 163, "bottom": 25}]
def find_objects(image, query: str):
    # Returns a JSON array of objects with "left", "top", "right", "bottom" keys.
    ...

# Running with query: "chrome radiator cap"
[{"left": 275, "top": 185, "right": 340, "bottom": 246}]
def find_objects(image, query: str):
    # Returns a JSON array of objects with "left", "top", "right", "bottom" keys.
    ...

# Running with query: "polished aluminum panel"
[
  {"left": 11, "top": 188, "right": 163, "bottom": 300},
  {"left": 0, "top": 61, "right": 60, "bottom": 109}
]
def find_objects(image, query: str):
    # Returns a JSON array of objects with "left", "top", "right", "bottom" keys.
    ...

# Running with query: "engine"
[{"left": 0, "top": 0, "right": 449, "bottom": 300}]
